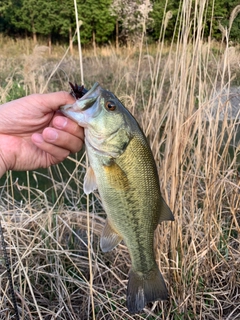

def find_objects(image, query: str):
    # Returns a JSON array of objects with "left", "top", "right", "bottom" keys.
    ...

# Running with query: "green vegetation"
[
  {"left": 0, "top": 0, "right": 240, "bottom": 46},
  {"left": 0, "top": 0, "right": 240, "bottom": 319}
]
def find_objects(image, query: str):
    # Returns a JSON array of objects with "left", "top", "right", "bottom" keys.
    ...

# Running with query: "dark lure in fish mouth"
[
  {"left": 69, "top": 82, "right": 88, "bottom": 99},
  {"left": 69, "top": 82, "right": 100, "bottom": 110}
]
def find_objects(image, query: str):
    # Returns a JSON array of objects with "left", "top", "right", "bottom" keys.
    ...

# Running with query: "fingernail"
[
  {"left": 46, "top": 128, "right": 58, "bottom": 141},
  {"left": 54, "top": 116, "right": 67, "bottom": 129}
]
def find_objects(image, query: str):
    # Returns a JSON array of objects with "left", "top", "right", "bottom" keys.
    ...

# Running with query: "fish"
[{"left": 60, "top": 83, "right": 174, "bottom": 314}]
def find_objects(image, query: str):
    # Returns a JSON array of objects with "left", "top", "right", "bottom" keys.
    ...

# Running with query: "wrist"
[
  {"left": 0, "top": 154, "right": 8, "bottom": 178},
  {"left": 0, "top": 137, "right": 15, "bottom": 178}
]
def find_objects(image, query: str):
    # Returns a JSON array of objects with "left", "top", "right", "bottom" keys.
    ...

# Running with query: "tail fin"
[{"left": 126, "top": 265, "right": 169, "bottom": 314}]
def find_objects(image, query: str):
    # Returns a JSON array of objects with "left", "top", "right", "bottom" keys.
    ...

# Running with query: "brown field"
[{"left": 0, "top": 6, "right": 240, "bottom": 320}]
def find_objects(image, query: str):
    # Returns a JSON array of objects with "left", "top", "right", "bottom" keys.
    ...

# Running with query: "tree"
[
  {"left": 110, "top": 0, "right": 153, "bottom": 46},
  {"left": 33, "top": 0, "right": 61, "bottom": 52},
  {"left": 0, "top": 0, "right": 11, "bottom": 33},
  {"left": 7, "top": 0, "right": 60, "bottom": 48},
  {"left": 149, "top": 0, "right": 239, "bottom": 42},
  {"left": 57, "top": 0, "right": 76, "bottom": 55},
  {"left": 1, "top": 0, "right": 240, "bottom": 46},
  {"left": 149, "top": 0, "right": 179, "bottom": 41},
  {"left": 77, "top": 0, "right": 115, "bottom": 49},
  {"left": 219, "top": 1, "right": 240, "bottom": 42},
  {"left": 201, "top": 0, "right": 228, "bottom": 40},
  {"left": 9, "top": 0, "right": 40, "bottom": 42},
  {"left": 228, "top": 3, "right": 240, "bottom": 42}
]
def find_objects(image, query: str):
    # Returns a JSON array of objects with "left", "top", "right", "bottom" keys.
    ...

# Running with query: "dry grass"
[{"left": 0, "top": 1, "right": 240, "bottom": 319}]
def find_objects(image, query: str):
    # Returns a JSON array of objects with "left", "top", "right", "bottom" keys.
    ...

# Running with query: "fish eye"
[{"left": 105, "top": 101, "right": 116, "bottom": 111}]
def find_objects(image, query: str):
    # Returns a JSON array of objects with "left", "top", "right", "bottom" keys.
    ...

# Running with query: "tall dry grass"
[{"left": 0, "top": 0, "right": 240, "bottom": 319}]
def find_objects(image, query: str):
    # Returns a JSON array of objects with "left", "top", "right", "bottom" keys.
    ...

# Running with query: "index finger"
[{"left": 39, "top": 91, "right": 76, "bottom": 112}]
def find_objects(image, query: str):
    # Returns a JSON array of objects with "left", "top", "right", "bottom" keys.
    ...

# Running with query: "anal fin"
[{"left": 100, "top": 219, "right": 122, "bottom": 252}]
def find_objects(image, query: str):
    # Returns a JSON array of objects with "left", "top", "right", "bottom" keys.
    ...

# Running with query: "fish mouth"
[
  {"left": 61, "top": 82, "right": 101, "bottom": 113},
  {"left": 60, "top": 82, "right": 102, "bottom": 125}
]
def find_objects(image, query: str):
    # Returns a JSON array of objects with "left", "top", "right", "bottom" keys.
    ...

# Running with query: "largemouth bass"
[{"left": 61, "top": 83, "right": 174, "bottom": 314}]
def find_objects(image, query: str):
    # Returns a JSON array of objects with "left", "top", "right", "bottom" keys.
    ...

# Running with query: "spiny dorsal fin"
[
  {"left": 84, "top": 166, "right": 98, "bottom": 194},
  {"left": 158, "top": 196, "right": 174, "bottom": 223},
  {"left": 100, "top": 219, "right": 122, "bottom": 252}
]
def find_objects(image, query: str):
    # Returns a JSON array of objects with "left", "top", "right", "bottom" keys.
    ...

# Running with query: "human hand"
[{"left": 0, "top": 92, "right": 84, "bottom": 177}]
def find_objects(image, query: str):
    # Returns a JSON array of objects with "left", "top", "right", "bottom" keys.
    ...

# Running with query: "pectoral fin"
[
  {"left": 84, "top": 166, "right": 98, "bottom": 194},
  {"left": 158, "top": 196, "right": 174, "bottom": 222},
  {"left": 100, "top": 219, "right": 122, "bottom": 252},
  {"left": 103, "top": 161, "right": 129, "bottom": 190}
]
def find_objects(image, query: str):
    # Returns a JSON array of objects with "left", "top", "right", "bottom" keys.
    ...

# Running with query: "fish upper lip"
[
  {"left": 80, "top": 96, "right": 98, "bottom": 111},
  {"left": 60, "top": 96, "right": 99, "bottom": 116}
]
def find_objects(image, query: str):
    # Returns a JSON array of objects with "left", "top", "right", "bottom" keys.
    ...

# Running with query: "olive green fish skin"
[
  {"left": 61, "top": 83, "right": 174, "bottom": 314},
  {"left": 90, "top": 131, "right": 159, "bottom": 273}
]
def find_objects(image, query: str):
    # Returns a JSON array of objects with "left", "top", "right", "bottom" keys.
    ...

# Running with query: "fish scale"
[
  {"left": 61, "top": 82, "right": 174, "bottom": 314},
  {"left": 111, "top": 136, "right": 159, "bottom": 270}
]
